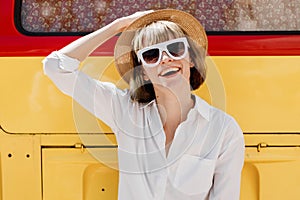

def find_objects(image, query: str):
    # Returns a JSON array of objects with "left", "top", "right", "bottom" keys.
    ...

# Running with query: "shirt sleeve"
[
  {"left": 42, "top": 51, "right": 130, "bottom": 130},
  {"left": 209, "top": 117, "right": 245, "bottom": 200}
]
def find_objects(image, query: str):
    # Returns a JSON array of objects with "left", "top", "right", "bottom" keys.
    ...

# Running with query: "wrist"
[{"left": 113, "top": 17, "right": 131, "bottom": 33}]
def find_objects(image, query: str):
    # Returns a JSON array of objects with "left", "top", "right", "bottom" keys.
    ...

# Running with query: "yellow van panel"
[
  {"left": 40, "top": 146, "right": 300, "bottom": 200},
  {"left": 0, "top": 132, "right": 42, "bottom": 199},
  {"left": 42, "top": 148, "right": 119, "bottom": 200},
  {"left": 1, "top": 56, "right": 299, "bottom": 133},
  {"left": 212, "top": 56, "right": 300, "bottom": 133},
  {"left": 1, "top": 128, "right": 300, "bottom": 199},
  {"left": 241, "top": 148, "right": 300, "bottom": 200}
]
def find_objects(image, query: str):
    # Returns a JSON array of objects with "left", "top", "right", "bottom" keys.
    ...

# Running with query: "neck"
[
  {"left": 154, "top": 85, "right": 194, "bottom": 126},
  {"left": 154, "top": 85, "right": 194, "bottom": 156}
]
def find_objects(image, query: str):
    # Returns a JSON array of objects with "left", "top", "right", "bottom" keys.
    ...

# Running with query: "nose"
[{"left": 160, "top": 51, "right": 173, "bottom": 64}]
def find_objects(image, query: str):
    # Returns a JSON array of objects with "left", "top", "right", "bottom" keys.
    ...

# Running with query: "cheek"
[
  {"left": 143, "top": 67, "right": 158, "bottom": 80},
  {"left": 184, "top": 68, "right": 191, "bottom": 81},
  {"left": 182, "top": 60, "right": 192, "bottom": 79}
]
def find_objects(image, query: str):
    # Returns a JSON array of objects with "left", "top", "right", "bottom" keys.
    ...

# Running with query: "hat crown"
[{"left": 114, "top": 9, "right": 207, "bottom": 83}]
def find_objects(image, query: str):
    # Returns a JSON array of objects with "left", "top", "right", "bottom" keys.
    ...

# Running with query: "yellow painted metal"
[
  {"left": 42, "top": 148, "right": 118, "bottom": 200},
  {"left": 211, "top": 56, "right": 300, "bottom": 133},
  {"left": 2, "top": 127, "right": 300, "bottom": 199},
  {"left": 1, "top": 55, "right": 300, "bottom": 199},
  {"left": 241, "top": 148, "right": 300, "bottom": 200},
  {"left": 0, "top": 132, "right": 42, "bottom": 199},
  {"left": 1, "top": 56, "right": 299, "bottom": 133},
  {"left": 0, "top": 57, "right": 76, "bottom": 133}
]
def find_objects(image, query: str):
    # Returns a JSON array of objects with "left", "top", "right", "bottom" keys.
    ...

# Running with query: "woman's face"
[{"left": 137, "top": 36, "right": 193, "bottom": 89}]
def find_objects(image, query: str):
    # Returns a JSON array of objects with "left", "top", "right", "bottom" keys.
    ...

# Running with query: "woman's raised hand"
[
  {"left": 116, "top": 10, "right": 154, "bottom": 31},
  {"left": 59, "top": 10, "right": 153, "bottom": 61}
]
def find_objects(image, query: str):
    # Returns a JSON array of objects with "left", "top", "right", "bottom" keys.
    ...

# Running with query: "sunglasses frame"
[{"left": 136, "top": 37, "right": 190, "bottom": 68}]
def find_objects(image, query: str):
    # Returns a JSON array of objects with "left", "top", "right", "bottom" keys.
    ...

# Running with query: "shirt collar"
[
  {"left": 193, "top": 95, "right": 211, "bottom": 121},
  {"left": 139, "top": 95, "right": 210, "bottom": 121},
  {"left": 139, "top": 99, "right": 156, "bottom": 109}
]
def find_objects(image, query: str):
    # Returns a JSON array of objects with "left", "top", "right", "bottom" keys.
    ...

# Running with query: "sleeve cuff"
[{"left": 52, "top": 51, "right": 80, "bottom": 72}]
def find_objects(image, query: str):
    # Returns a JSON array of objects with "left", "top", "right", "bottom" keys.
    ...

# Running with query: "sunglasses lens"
[
  {"left": 138, "top": 38, "right": 187, "bottom": 67},
  {"left": 142, "top": 48, "right": 160, "bottom": 64},
  {"left": 167, "top": 41, "right": 185, "bottom": 57}
]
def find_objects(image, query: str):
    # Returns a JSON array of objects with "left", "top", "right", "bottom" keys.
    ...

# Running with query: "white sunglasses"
[{"left": 136, "top": 37, "right": 190, "bottom": 68}]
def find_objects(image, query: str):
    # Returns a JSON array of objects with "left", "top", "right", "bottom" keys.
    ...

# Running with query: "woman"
[{"left": 43, "top": 9, "right": 244, "bottom": 200}]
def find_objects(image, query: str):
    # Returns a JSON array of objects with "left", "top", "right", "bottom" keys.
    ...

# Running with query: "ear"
[
  {"left": 189, "top": 59, "right": 195, "bottom": 68},
  {"left": 143, "top": 74, "right": 150, "bottom": 81},
  {"left": 142, "top": 69, "right": 150, "bottom": 81}
]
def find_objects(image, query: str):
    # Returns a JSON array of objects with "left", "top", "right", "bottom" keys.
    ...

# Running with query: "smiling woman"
[
  {"left": 42, "top": 9, "right": 245, "bottom": 200},
  {"left": 1, "top": 0, "right": 300, "bottom": 200}
]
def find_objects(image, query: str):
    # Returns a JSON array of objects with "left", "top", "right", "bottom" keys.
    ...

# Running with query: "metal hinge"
[
  {"left": 257, "top": 142, "right": 268, "bottom": 152},
  {"left": 74, "top": 143, "right": 85, "bottom": 153}
]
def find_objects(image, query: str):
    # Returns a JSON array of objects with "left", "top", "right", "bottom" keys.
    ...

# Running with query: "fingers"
[
  {"left": 126, "top": 10, "right": 154, "bottom": 23},
  {"left": 115, "top": 10, "right": 154, "bottom": 32},
  {"left": 131, "top": 10, "right": 154, "bottom": 18}
]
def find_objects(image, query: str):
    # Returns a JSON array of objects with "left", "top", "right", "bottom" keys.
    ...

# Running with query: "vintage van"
[{"left": 0, "top": 0, "right": 300, "bottom": 199}]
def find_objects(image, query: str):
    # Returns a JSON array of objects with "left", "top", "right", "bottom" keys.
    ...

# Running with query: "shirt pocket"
[{"left": 173, "top": 154, "right": 216, "bottom": 195}]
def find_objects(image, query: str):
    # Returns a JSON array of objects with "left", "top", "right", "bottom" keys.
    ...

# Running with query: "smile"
[{"left": 159, "top": 67, "right": 181, "bottom": 77}]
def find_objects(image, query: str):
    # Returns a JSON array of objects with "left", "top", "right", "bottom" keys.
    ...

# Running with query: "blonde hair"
[
  {"left": 132, "top": 20, "right": 186, "bottom": 51},
  {"left": 129, "top": 20, "right": 206, "bottom": 103}
]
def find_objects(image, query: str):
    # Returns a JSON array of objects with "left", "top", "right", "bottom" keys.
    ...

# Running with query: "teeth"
[{"left": 160, "top": 67, "right": 180, "bottom": 76}]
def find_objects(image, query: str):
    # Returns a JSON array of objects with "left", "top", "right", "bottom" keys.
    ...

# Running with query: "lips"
[{"left": 159, "top": 67, "right": 181, "bottom": 77}]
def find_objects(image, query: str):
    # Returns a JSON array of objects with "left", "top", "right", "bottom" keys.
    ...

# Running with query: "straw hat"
[{"left": 114, "top": 9, "right": 208, "bottom": 83}]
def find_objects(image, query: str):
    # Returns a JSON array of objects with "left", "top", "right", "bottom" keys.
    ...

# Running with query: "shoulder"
[
  {"left": 194, "top": 96, "right": 243, "bottom": 145},
  {"left": 194, "top": 96, "right": 238, "bottom": 129},
  {"left": 210, "top": 106, "right": 243, "bottom": 139},
  {"left": 205, "top": 105, "right": 245, "bottom": 161},
  {"left": 210, "top": 108, "right": 245, "bottom": 158}
]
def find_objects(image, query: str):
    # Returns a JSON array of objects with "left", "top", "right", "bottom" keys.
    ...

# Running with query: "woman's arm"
[
  {"left": 43, "top": 11, "right": 152, "bottom": 129},
  {"left": 209, "top": 118, "right": 245, "bottom": 199},
  {"left": 59, "top": 10, "right": 153, "bottom": 61}
]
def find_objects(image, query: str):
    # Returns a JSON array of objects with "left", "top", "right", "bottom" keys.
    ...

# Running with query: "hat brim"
[{"left": 114, "top": 9, "right": 207, "bottom": 83}]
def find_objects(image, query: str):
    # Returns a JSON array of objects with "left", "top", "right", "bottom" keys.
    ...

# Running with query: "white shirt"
[{"left": 42, "top": 51, "right": 245, "bottom": 200}]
